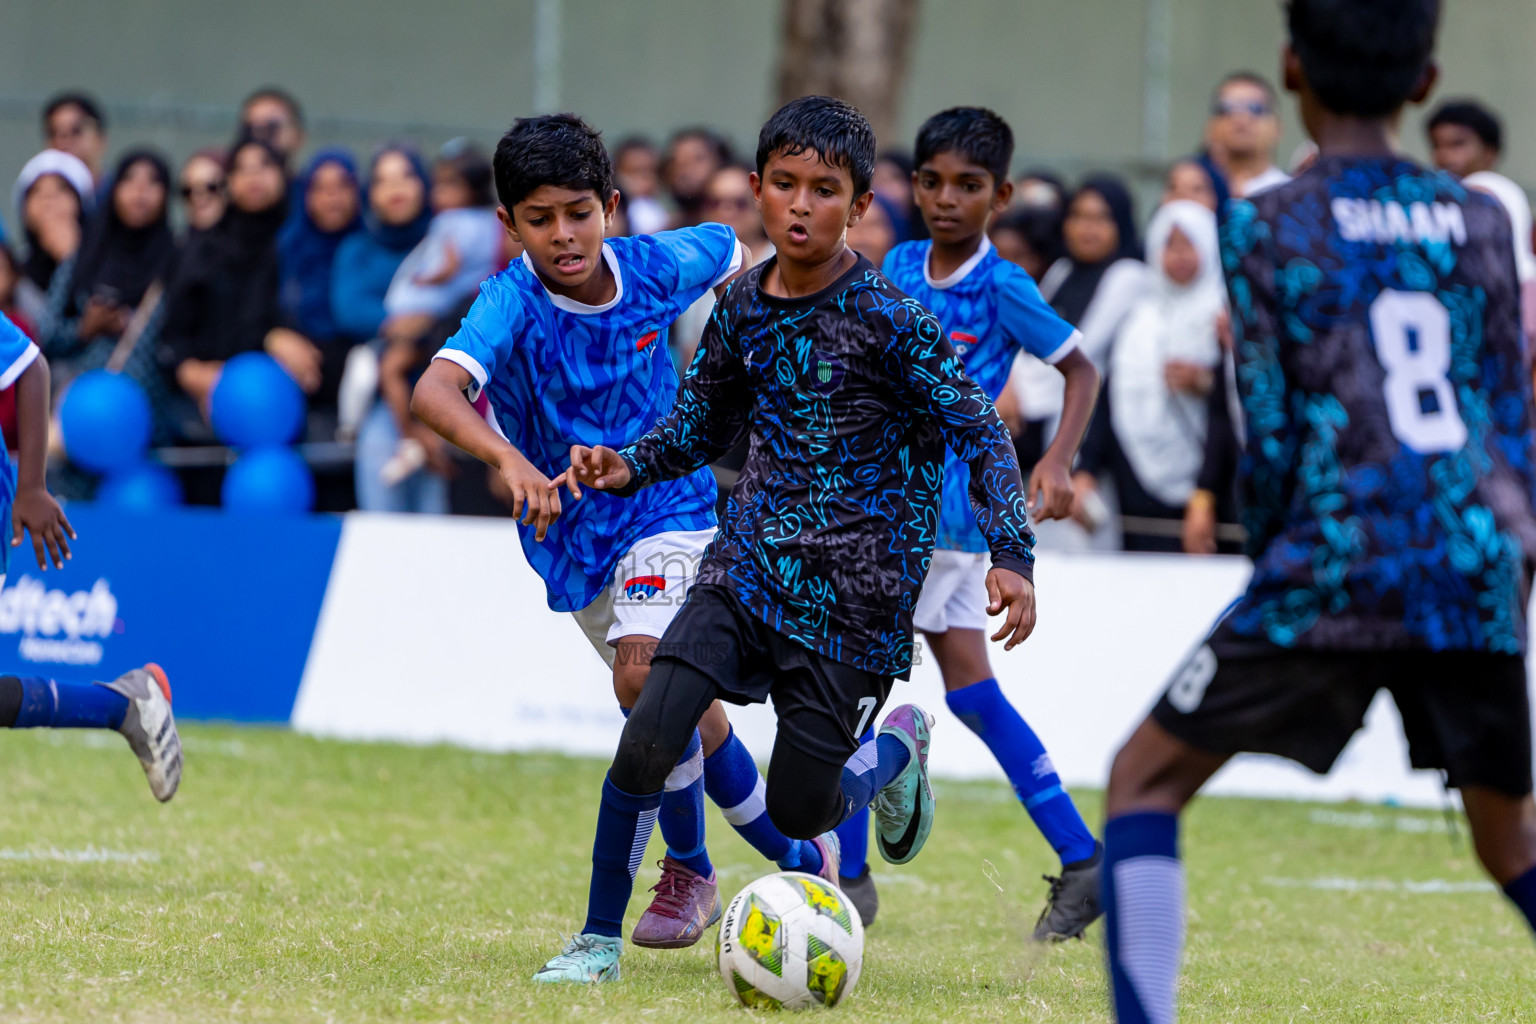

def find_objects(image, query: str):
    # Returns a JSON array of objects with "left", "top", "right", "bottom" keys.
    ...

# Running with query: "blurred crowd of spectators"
[{"left": 2, "top": 80, "right": 1532, "bottom": 552}]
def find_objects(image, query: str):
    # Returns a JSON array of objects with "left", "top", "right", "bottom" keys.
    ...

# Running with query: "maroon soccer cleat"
[{"left": 630, "top": 856, "right": 722, "bottom": 949}]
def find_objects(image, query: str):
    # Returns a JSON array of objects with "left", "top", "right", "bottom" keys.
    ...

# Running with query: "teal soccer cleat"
[
  {"left": 533, "top": 933, "right": 622, "bottom": 983},
  {"left": 874, "top": 704, "right": 935, "bottom": 865}
]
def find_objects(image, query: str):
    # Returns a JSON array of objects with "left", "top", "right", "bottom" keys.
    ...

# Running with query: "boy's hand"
[
  {"left": 985, "top": 567, "right": 1035, "bottom": 651},
  {"left": 13, "top": 486, "right": 75, "bottom": 571},
  {"left": 549, "top": 445, "right": 632, "bottom": 501},
  {"left": 497, "top": 448, "right": 561, "bottom": 541},
  {"left": 1026, "top": 455, "right": 1075, "bottom": 521}
]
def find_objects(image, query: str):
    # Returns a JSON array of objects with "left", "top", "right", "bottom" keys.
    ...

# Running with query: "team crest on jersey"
[
  {"left": 623, "top": 575, "right": 667, "bottom": 600},
  {"left": 635, "top": 327, "right": 661, "bottom": 353},
  {"left": 950, "top": 330, "right": 978, "bottom": 355},
  {"left": 811, "top": 352, "right": 844, "bottom": 394}
]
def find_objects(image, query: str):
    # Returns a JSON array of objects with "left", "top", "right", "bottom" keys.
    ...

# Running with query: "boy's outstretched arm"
[
  {"left": 1028, "top": 348, "right": 1099, "bottom": 520},
  {"left": 554, "top": 307, "right": 750, "bottom": 500},
  {"left": 895, "top": 307, "right": 1037, "bottom": 649},
  {"left": 12, "top": 356, "right": 74, "bottom": 570},
  {"left": 411, "top": 360, "right": 562, "bottom": 540}
]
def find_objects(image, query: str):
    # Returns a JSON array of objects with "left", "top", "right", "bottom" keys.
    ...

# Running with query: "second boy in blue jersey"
[
  {"left": 412, "top": 116, "right": 832, "bottom": 971},
  {"left": 846, "top": 107, "right": 1105, "bottom": 940}
]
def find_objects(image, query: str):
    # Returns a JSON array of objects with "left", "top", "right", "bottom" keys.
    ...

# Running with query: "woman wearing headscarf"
[
  {"left": 1010, "top": 175, "right": 1148, "bottom": 489},
  {"left": 279, "top": 148, "right": 360, "bottom": 344},
  {"left": 11, "top": 149, "right": 93, "bottom": 326},
  {"left": 45, "top": 149, "right": 176, "bottom": 383},
  {"left": 1074, "top": 200, "right": 1225, "bottom": 551},
  {"left": 330, "top": 144, "right": 431, "bottom": 342},
  {"left": 158, "top": 136, "right": 291, "bottom": 421},
  {"left": 274, "top": 148, "right": 360, "bottom": 408},
  {"left": 330, "top": 145, "right": 439, "bottom": 513}
]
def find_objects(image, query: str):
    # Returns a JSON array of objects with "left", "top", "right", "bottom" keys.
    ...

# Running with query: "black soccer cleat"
[
  {"left": 1032, "top": 843, "right": 1103, "bottom": 942},
  {"left": 838, "top": 870, "right": 879, "bottom": 927}
]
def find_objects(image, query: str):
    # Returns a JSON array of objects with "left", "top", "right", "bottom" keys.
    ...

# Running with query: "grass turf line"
[{"left": 0, "top": 725, "right": 1529, "bottom": 1022}]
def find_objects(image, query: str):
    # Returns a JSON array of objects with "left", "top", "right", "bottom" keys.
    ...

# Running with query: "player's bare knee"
[
  {"left": 1464, "top": 788, "right": 1536, "bottom": 884},
  {"left": 698, "top": 701, "right": 731, "bottom": 756},
  {"left": 611, "top": 661, "right": 648, "bottom": 710}
]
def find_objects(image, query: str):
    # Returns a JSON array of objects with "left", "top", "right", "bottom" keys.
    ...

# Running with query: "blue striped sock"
[
  {"left": 659, "top": 730, "right": 711, "bottom": 877},
  {"left": 581, "top": 775, "right": 662, "bottom": 938},
  {"left": 1103, "top": 812, "right": 1184, "bottom": 1024},
  {"left": 946, "top": 678, "right": 1097, "bottom": 865},
  {"left": 832, "top": 727, "right": 874, "bottom": 877},
  {"left": 838, "top": 733, "right": 909, "bottom": 818},
  {"left": 703, "top": 727, "right": 820, "bottom": 875}
]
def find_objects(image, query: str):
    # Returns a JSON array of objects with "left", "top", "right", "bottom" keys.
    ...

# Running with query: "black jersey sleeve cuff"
[
  {"left": 611, "top": 449, "right": 647, "bottom": 497},
  {"left": 989, "top": 554, "right": 1035, "bottom": 586}
]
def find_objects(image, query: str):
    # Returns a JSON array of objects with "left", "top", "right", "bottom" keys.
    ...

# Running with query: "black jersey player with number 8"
[{"left": 1101, "top": 1, "right": 1536, "bottom": 1021}]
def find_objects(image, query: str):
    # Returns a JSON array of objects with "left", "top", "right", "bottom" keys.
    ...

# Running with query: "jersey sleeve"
[
  {"left": 431, "top": 278, "right": 525, "bottom": 401},
  {"left": 652, "top": 223, "right": 743, "bottom": 305},
  {"left": 616, "top": 291, "right": 751, "bottom": 495},
  {"left": 0, "top": 312, "right": 39, "bottom": 389},
  {"left": 999, "top": 264, "right": 1081, "bottom": 363},
  {"left": 1221, "top": 198, "right": 1294, "bottom": 558},
  {"left": 885, "top": 299, "right": 1036, "bottom": 581}
]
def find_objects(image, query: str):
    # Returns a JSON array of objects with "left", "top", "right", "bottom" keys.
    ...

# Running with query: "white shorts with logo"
[
  {"left": 570, "top": 527, "right": 717, "bottom": 668},
  {"left": 912, "top": 548, "right": 990, "bottom": 634}
]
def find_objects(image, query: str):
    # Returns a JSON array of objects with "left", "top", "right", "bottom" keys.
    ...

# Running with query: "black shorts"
[
  {"left": 1151, "top": 623, "right": 1533, "bottom": 797},
  {"left": 652, "top": 584, "right": 894, "bottom": 765}
]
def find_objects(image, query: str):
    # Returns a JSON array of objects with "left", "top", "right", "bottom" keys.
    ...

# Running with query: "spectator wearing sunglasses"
[
  {"left": 178, "top": 149, "right": 227, "bottom": 238},
  {"left": 238, "top": 87, "right": 306, "bottom": 167},
  {"left": 1203, "top": 72, "right": 1289, "bottom": 198},
  {"left": 41, "top": 92, "right": 108, "bottom": 186}
]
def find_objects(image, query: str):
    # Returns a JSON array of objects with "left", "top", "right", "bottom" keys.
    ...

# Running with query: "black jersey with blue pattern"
[
  {"left": 616, "top": 254, "right": 1036, "bottom": 678},
  {"left": 1223, "top": 155, "right": 1536, "bottom": 654}
]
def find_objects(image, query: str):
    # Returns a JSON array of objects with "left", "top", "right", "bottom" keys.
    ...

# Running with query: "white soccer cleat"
[{"left": 101, "top": 663, "right": 182, "bottom": 802}]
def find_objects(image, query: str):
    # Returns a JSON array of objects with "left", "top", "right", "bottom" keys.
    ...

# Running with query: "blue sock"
[
  {"left": 838, "top": 732, "right": 910, "bottom": 821},
  {"left": 1103, "top": 812, "right": 1184, "bottom": 1024},
  {"left": 581, "top": 774, "right": 662, "bottom": 938},
  {"left": 7, "top": 676, "right": 127, "bottom": 730},
  {"left": 833, "top": 728, "right": 875, "bottom": 878},
  {"left": 1503, "top": 864, "right": 1536, "bottom": 935},
  {"left": 946, "top": 678, "right": 1097, "bottom": 866},
  {"left": 659, "top": 730, "right": 712, "bottom": 878},
  {"left": 703, "top": 727, "right": 821, "bottom": 875}
]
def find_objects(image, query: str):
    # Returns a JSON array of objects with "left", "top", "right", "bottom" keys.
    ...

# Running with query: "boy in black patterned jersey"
[{"left": 548, "top": 96, "right": 1037, "bottom": 982}]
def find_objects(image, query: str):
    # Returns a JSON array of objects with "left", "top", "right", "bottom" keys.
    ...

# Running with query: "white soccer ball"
[{"left": 716, "top": 871, "right": 865, "bottom": 1010}]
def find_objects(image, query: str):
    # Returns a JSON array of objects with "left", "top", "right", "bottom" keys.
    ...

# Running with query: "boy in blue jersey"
[
  {"left": 1103, "top": 2, "right": 1536, "bottom": 1021},
  {"left": 0, "top": 312, "right": 181, "bottom": 801},
  {"left": 551, "top": 95, "right": 1039, "bottom": 983},
  {"left": 410, "top": 115, "right": 835, "bottom": 964},
  {"left": 839, "top": 106, "right": 1104, "bottom": 939}
]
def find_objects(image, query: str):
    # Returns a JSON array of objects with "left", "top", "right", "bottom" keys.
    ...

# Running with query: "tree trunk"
[{"left": 776, "top": 0, "right": 919, "bottom": 146}]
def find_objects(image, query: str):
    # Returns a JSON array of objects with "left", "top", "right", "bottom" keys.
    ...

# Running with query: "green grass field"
[{"left": 0, "top": 724, "right": 1531, "bottom": 1023}]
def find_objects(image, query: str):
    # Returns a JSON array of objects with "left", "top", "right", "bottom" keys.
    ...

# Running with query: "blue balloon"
[
  {"left": 96, "top": 462, "right": 183, "bottom": 511},
  {"left": 210, "top": 352, "right": 306, "bottom": 448},
  {"left": 221, "top": 446, "right": 315, "bottom": 515},
  {"left": 60, "top": 370, "right": 152, "bottom": 473}
]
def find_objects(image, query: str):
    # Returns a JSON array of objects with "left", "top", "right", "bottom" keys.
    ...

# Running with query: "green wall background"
[{"left": 2, "top": 0, "right": 1531, "bottom": 225}]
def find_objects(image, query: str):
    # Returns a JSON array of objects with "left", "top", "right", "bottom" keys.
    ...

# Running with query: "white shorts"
[
  {"left": 913, "top": 549, "right": 990, "bottom": 634},
  {"left": 570, "top": 527, "right": 717, "bottom": 668}
]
